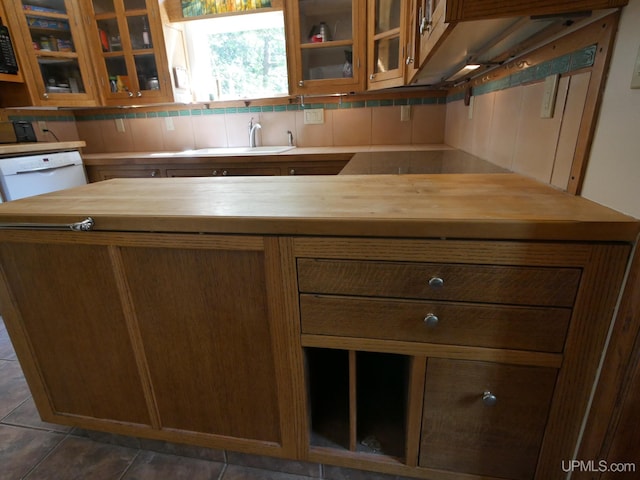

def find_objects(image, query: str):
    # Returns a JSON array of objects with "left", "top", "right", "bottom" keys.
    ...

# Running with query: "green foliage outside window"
[{"left": 208, "top": 27, "right": 288, "bottom": 99}]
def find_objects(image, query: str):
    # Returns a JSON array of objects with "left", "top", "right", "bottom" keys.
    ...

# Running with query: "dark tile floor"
[{"left": 0, "top": 317, "right": 408, "bottom": 480}]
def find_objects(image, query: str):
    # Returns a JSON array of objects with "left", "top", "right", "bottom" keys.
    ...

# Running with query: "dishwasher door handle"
[{"left": 15, "top": 163, "right": 78, "bottom": 174}]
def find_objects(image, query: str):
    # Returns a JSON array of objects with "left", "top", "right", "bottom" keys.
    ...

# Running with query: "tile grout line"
[
  {"left": 0, "top": 394, "right": 30, "bottom": 424},
  {"left": 216, "top": 462, "right": 228, "bottom": 480},
  {"left": 116, "top": 448, "right": 143, "bottom": 480},
  {"left": 20, "top": 430, "right": 69, "bottom": 479}
]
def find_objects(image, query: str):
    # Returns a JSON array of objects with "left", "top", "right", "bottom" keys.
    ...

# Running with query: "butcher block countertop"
[
  {"left": 0, "top": 141, "right": 86, "bottom": 157},
  {"left": 0, "top": 174, "right": 637, "bottom": 241}
]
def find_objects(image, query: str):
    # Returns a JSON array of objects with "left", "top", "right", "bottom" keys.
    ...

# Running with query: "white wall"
[{"left": 581, "top": 0, "right": 640, "bottom": 219}]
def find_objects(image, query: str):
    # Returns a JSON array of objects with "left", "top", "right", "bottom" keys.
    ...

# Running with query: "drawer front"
[
  {"left": 297, "top": 259, "right": 581, "bottom": 307},
  {"left": 300, "top": 294, "right": 571, "bottom": 352},
  {"left": 420, "top": 358, "right": 557, "bottom": 480}
]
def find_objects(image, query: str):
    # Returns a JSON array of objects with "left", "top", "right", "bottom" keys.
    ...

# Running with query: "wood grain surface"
[{"left": 0, "top": 174, "right": 636, "bottom": 241}]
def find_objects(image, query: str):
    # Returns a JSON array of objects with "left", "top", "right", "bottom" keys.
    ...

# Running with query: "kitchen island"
[{"left": 0, "top": 174, "right": 637, "bottom": 480}]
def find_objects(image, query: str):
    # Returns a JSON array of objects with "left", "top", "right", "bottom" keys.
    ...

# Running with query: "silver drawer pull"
[
  {"left": 428, "top": 277, "right": 444, "bottom": 288},
  {"left": 0, "top": 217, "right": 94, "bottom": 232},
  {"left": 424, "top": 313, "right": 439, "bottom": 326},
  {"left": 482, "top": 391, "right": 497, "bottom": 406}
]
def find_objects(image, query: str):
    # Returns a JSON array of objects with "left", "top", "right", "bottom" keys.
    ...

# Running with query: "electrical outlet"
[
  {"left": 541, "top": 74, "right": 560, "bottom": 118},
  {"left": 631, "top": 44, "right": 640, "bottom": 89},
  {"left": 37, "top": 120, "right": 47, "bottom": 133},
  {"left": 303, "top": 109, "right": 324, "bottom": 125},
  {"left": 115, "top": 118, "right": 125, "bottom": 133},
  {"left": 165, "top": 117, "right": 175, "bottom": 131},
  {"left": 400, "top": 105, "right": 411, "bottom": 122}
]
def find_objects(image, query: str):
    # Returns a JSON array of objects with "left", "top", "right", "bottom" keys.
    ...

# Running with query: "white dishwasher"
[{"left": 0, "top": 150, "right": 87, "bottom": 202}]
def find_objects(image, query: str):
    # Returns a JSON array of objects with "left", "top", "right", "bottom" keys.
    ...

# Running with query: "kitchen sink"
[{"left": 151, "top": 146, "right": 295, "bottom": 156}]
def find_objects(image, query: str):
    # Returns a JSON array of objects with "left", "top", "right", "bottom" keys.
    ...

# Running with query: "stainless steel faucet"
[{"left": 249, "top": 118, "right": 262, "bottom": 148}]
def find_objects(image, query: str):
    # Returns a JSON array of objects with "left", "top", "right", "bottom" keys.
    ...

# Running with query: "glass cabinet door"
[
  {"left": 290, "top": 0, "right": 365, "bottom": 94},
  {"left": 15, "top": 0, "right": 96, "bottom": 104},
  {"left": 88, "top": 0, "right": 163, "bottom": 103},
  {"left": 368, "top": 0, "right": 405, "bottom": 89}
]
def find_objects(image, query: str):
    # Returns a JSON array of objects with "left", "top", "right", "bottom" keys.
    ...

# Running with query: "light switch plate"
[
  {"left": 631, "top": 44, "right": 640, "bottom": 89},
  {"left": 303, "top": 109, "right": 324, "bottom": 125},
  {"left": 541, "top": 74, "right": 559, "bottom": 118},
  {"left": 400, "top": 105, "right": 411, "bottom": 122}
]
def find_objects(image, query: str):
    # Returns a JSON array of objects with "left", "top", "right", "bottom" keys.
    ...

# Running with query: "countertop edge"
[
  {"left": 80, "top": 144, "right": 454, "bottom": 164},
  {"left": 0, "top": 174, "right": 637, "bottom": 242},
  {"left": 0, "top": 141, "right": 86, "bottom": 157}
]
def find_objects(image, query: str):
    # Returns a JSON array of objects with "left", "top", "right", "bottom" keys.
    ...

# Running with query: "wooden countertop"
[
  {"left": 81, "top": 144, "right": 453, "bottom": 165},
  {"left": 0, "top": 174, "right": 637, "bottom": 241},
  {"left": 0, "top": 141, "right": 86, "bottom": 157}
]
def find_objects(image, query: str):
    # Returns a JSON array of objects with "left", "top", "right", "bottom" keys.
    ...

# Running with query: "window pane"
[
  {"left": 186, "top": 11, "right": 288, "bottom": 101},
  {"left": 374, "top": 36, "right": 400, "bottom": 73}
]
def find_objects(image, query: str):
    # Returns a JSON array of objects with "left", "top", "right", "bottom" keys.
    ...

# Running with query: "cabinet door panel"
[
  {"left": 120, "top": 246, "right": 281, "bottom": 442},
  {"left": 0, "top": 242, "right": 151, "bottom": 424},
  {"left": 420, "top": 358, "right": 557, "bottom": 480}
]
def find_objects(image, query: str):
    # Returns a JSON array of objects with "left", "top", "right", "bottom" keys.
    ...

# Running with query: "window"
[{"left": 185, "top": 10, "right": 289, "bottom": 101}]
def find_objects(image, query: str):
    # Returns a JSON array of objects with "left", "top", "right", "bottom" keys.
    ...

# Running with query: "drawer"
[
  {"left": 297, "top": 259, "right": 581, "bottom": 307},
  {"left": 420, "top": 358, "right": 557, "bottom": 480},
  {"left": 300, "top": 294, "right": 571, "bottom": 352}
]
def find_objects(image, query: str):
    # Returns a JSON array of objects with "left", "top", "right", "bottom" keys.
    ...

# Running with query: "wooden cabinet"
[
  {"left": 87, "top": 165, "right": 162, "bottom": 181},
  {"left": 81, "top": 0, "right": 177, "bottom": 105},
  {"left": 286, "top": 0, "right": 366, "bottom": 95},
  {"left": 0, "top": 231, "right": 298, "bottom": 452},
  {"left": 411, "top": 0, "right": 629, "bottom": 86},
  {"left": 367, "top": 0, "right": 408, "bottom": 90},
  {"left": 295, "top": 237, "right": 631, "bottom": 479},
  {"left": 1, "top": 0, "right": 98, "bottom": 107},
  {"left": 166, "top": 165, "right": 281, "bottom": 177},
  {"left": 84, "top": 156, "right": 351, "bottom": 181},
  {"left": 0, "top": 2, "right": 25, "bottom": 86},
  {"left": 420, "top": 359, "right": 557, "bottom": 480},
  {"left": 0, "top": 176, "right": 635, "bottom": 480},
  {"left": 285, "top": 160, "right": 347, "bottom": 175}
]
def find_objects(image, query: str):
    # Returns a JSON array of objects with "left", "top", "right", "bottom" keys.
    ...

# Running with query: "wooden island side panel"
[{"left": 0, "top": 174, "right": 637, "bottom": 479}]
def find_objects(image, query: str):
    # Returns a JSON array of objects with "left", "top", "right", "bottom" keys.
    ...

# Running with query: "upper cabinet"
[
  {"left": 2, "top": 0, "right": 98, "bottom": 107},
  {"left": 366, "top": 0, "right": 407, "bottom": 90},
  {"left": 410, "top": 0, "right": 630, "bottom": 86},
  {"left": 82, "top": 0, "right": 184, "bottom": 105},
  {"left": 286, "top": 0, "right": 366, "bottom": 95}
]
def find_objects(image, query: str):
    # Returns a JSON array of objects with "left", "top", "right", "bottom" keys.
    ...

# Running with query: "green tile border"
[{"left": 16, "top": 92, "right": 447, "bottom": 124}]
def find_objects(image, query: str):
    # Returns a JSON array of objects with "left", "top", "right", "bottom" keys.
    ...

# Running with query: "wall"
[
  {"left": 581, "top": 0, "right": 640, "bottom": 219},
  {"left": 1, "top": 96, "right": 446, "bottom": 153},
  {"left": 444, "top": 46, "right": 597, "bottom": 191},
  {"left": 0, "top": 110, "right": 81, "bottom": 143},
  {"left": 73, "top": 99, "right": 446, "bottom": 153}
]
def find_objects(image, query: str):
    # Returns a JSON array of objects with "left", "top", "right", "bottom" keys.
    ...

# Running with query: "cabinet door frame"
[
  {"left": 4, "top": 0, "right": 98, "bottom": 106},
  {"left": 80, "top": 0, "right": 174, "bottom": 105},
  {"left": 286, "top": 0, "right": 366, "bottom": 95},
  {"left": 367, "top": 0, "right": 408, "bottom": 90}
]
